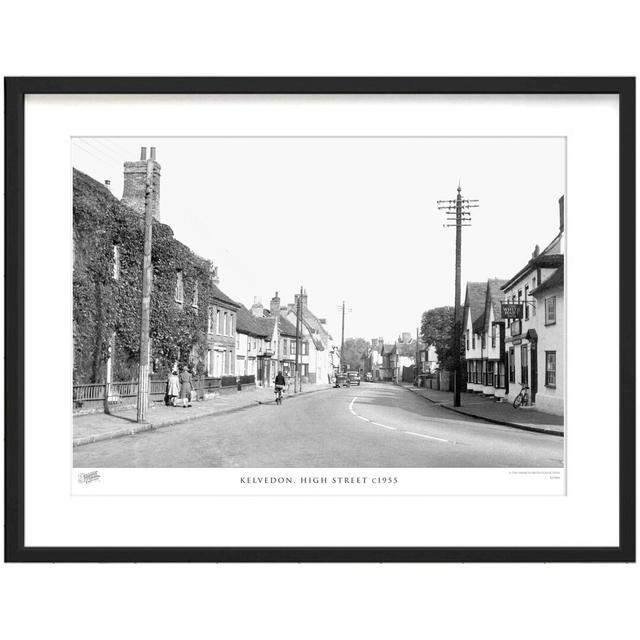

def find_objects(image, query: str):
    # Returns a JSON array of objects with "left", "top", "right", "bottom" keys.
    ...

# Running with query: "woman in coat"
[
  {"left": 167, "top": 369, "right": 180, "bottom": 406},
  {"left": 179, "top": 365, "right": 193, "bottom": 408}
]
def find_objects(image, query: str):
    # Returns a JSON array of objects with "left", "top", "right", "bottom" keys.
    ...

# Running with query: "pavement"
[
  {"left": 73, "top": 384, "right": 333, "bottom": 447},
  {"left": 401, "top": 384, "right": 564, "bottom": 436},
  {"left": 73, "top": 382, "right": 564, "bottom": 468}
]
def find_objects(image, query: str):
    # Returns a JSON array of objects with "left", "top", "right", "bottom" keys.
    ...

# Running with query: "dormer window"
[{"left": 175, "top": 270, "right": 184, "bottom": 304}]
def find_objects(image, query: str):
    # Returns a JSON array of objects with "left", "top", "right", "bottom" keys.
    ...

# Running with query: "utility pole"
[
  {"left": 415, "top": 326, "right": 419, "bottom": 386},
  {"left": 337, "top": 301, "right": 352, "bottom": 373},
  {"left": 437, "top": 183, "right": 478, "bottom": 407},
  {"left": 136, "top": 159, "right": 154, "bottom": 423},
  {"left": 295, "top": 286, "right": 303, "bottom": 393}
]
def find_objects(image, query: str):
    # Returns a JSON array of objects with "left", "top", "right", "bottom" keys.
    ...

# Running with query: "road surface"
[{"left": 73, "top": 383, "right": 564, "bottom": 468}]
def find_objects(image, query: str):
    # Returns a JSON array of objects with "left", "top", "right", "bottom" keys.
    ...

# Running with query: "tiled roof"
[
  {"left": 210, "top": 283, "right": 241, "bottom": 309},
  {"left": 277, "top": 315, "right": 298, "bottom": 338},
  {"left": 530, "top": 265, "right": 564, "bottom": 296},
  {"left": 501, "top": 252, "right": 564, "bottom": 292},
  {"left": 463, "top": 282, "right": 486, "bottom": 334},
  {"left": 235, "top": 305, "right": 263, "bottom": 336},
  {"left": 484, "top": 278, "right": 509, "bottom": 328}
]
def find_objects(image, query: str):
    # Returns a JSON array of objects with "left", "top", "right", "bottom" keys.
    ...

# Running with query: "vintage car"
[
  {"left": 347, "top": 371, "right": 361, "bottom": 386},
  {"left": 364, "top": 372, "right": 373, "bottom": 382}
]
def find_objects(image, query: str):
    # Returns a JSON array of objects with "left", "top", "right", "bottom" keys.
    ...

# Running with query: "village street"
[{"left": 73, "top": 383, "right": 564, "bottom": 468}]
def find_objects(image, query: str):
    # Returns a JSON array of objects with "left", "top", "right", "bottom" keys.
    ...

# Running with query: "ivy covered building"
[{"left": 73, "top": 148, "right": 240, "bottom": 384}]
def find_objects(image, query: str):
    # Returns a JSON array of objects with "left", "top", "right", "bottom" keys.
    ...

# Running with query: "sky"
[{"left": 72, "top": 136, "right": 565, "bottom": 345}]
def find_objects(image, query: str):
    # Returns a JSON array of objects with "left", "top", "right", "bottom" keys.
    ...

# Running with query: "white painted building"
[{"left": 501, "top": 196, "right": 565, "bottom": 415}]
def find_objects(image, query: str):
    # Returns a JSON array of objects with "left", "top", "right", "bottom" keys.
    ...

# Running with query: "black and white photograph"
[{"left": 71, "top": 136, "right": 565, "bottom": 474}]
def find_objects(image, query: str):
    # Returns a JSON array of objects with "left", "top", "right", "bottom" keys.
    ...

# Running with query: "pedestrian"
[
  {"left": 167, "top": 368, "right": 180, "bottom": 407},
  {"left": 179, "top": 364, "right": 193, "bottom": 408}
]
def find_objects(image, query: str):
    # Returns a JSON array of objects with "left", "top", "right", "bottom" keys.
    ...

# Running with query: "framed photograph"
[{"left": 5, "top": 77, "right": 635, "bottom": 562}]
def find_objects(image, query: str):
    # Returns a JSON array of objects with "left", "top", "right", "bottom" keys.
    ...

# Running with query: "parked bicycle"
[{"left": 513, "top": 383, "right": 530, "bottom": 408}]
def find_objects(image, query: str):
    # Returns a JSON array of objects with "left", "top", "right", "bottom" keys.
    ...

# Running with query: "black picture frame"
[{"left": 4, "top": 77, "right": 635, "bottom": 563}]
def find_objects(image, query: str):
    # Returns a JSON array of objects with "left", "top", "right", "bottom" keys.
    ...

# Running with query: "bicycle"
[
  {"left": 275, "top": 385, "right": 284, "bottom": 406},
  {"left": 512, "top": 383, "right": 530, "bottom": 408}
]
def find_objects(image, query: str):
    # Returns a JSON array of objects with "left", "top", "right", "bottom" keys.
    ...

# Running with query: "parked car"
[
  {"left": 365, "top": 372, "right": 373, "bottom": 382},
  {"left": 347, "top": 371, "right": 361, "bottom": 386}
]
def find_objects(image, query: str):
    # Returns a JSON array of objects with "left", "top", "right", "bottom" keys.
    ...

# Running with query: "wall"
[{"left": 533, "top": 285, "right": 564, "bottom": 415}]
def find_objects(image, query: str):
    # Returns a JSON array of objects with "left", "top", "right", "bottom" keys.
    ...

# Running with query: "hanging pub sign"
[{"left": 501, "top": 303, "right": 523, "bottom": 319}]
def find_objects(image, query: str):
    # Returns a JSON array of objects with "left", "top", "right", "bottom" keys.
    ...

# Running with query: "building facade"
[
  {"left": 501, "top": 197, "right": 565, "bottom": 415},
  {"left": 463, "top": 279, "right": 508, "bottom": 398},
  {"left": 280, "top": 290, "right": 333, "bottom": 385}
]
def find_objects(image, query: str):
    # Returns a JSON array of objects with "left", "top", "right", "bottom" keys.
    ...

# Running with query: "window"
[
  {"left": 207, "top": 307, "right": 214, "bottom": 334},
  {"left": 229, "top": 315, "right": 234, "bottom": 336},
  {"left": 509, "top": 347, "right": 515, "bottom": 383},
  {"left": 302, "top": 341, "right": 309, "bottom": 356},
  {"left": 466, "top": 330, "right": 469, "bottom": 351},
  {"left": 545, "top": 296, "right": 557, "bottom": 325},
  {"left": 521, "top": 345, "right": 528, "bottom": 385},
  {"left": 216, "top": 310, "right": 221, "bottom": 334},
  {"left": 524, "top": 285, "right": 529, "bottom": 320},
  {"left": 175, "top": 270, "right": 184, "bottom": 304},
  {"left": 491, "top": 324, "right": 497, "bottom": 348},
  {"left": 290, "top": 341, "right": 297, "bottom": 355},
  {"left": 236, "top": 334, "right": 240, "bottom": 349},
  {"left": 472, "top": 333, "right": 475, "bottom": 350},
  {"left": 112, "top": 244, "right": 120, "bottom": 280},
  {"left": 486, "top": 361, "right": 494, "bottom": 387},
  {"left": 497, "top": 361, "right": 506, "bottom": 388},
  {"left": 545, "top": 351, "right": 557, "bottom": 388},
  {"left": 223, "top": 313, "right": 228, "bottom": 336},
  {"left": 192, "top": 281, "right": 199, "bottom": 309},
  {"left": 481, "top": 333, "right": 486, "bottom": 349}
]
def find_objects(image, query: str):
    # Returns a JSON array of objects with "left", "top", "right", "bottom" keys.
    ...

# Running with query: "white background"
[{"left": 1, "top": 2, "right": 638, "bottom": 640}]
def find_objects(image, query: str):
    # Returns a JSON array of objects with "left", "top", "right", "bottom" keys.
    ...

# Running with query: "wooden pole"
[
  {"left": 340, "top": 300, "right": 345, "bottom": 373},
  {"left": 136, "top": 159, "right": 154, "bottom": 423},
  {"left": 453, "top": 184, "right": 462, "bottom": 407}
]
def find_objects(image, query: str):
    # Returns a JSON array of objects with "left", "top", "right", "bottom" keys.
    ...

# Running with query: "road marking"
[
  {"left": 370, "top": 421, "right": 397, "bottom": 431},
  {"left": 404, "top": 430, "right": 450, "bottom": 443},
  {"left": 351, "top": 396, "right": 451, "bottom": 438}
]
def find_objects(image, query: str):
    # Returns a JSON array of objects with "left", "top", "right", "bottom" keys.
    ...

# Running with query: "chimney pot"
[
  {"left": 140, "top": 147, "right": 147, "bottom": 160},
  {"left": 150, "top": 147, "right": 156, "bottom": 160}
]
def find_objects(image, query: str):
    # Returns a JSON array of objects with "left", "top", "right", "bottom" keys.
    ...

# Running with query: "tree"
[
  {"left": 341, "top": 337, "right": 370, "bottom": 371},
  {"left": 420, "top": 306, "right": 456, "bottom": 371}
]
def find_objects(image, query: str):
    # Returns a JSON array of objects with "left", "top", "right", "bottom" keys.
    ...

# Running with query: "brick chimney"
[
  {"left": 558, "top": 195, "right": 565, "bottom": 233},
  {"left": 104, "top": 179, "right": 112, "bottom": 193},
  {"left": 251, "top": 296, "right": 264, "bottom": 318},
  {"left": 270, "top": 291, "right": 281, "bottom": 317},
  {"left": 122, "top": 146, "right": 161, "bottom": 221}
]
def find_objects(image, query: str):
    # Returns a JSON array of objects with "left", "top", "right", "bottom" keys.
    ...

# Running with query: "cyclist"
[{"left": 274, "top": 370, "right": 286, "bottom": 404}]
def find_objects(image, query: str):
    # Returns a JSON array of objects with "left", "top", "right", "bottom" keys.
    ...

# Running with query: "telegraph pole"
[
  {"left": 337, "top": 301, "right": 352, "bottom": 373},
  {"left": 437, "top": 183, "right": 478, "bottom": 407},
  {"left": 136, "top": 159, "right": 154, "bottom": 422},
  {"left": 295, "top": 286, "right": 303, "bottom": 393},
  {"left": 341, "top": 301, "right": 345, "bottom": 373}
]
